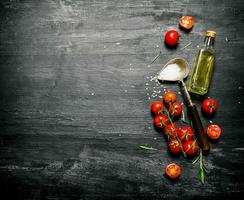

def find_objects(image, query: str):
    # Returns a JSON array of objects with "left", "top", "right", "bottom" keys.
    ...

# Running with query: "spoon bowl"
[{"left": 157, "top": 57, "right": 190, "bottom": 82}]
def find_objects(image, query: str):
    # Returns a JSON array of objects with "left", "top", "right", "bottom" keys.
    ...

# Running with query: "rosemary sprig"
[
  {"left": 192, "top": 149, "right": 207, "bottom": 184},
  {"left": 181, "top": 42, "right": 192, "bottom": 50},
  {"left": 150, "top": 51, "right": 162, "bottom": 65},
  {"left": 139, "top": 145, "right": 157, "bottom": 151}
]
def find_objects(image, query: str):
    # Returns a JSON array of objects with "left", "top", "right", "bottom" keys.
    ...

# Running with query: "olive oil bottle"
[{"left": 188, "top": 31, "right": 216, "bottom": 95}]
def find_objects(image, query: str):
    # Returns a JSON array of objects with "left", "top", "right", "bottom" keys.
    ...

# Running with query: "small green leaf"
[
  {"left": 181, "top": 110, "right": 190, "bottom": 124},
  {"left": 181, "top": 42, "right": 192, "bottom": 50},
  {"left": 192, "top": 156, "right": 200, "bottom": 165},
  {"left": 182, "top": 119, "right": 190, "bottom": 124},
  {"left": 150, "top": 51, "right": 161, "bottom": 65},
  {"left": 202, "top": 163, "right": 208, "bottom": 173},
  {"left": 199, "top": 168, "right": 205, "bottom": 184},
  {"left": 139, "top": 145, "right": 157, "bottom": 151}
]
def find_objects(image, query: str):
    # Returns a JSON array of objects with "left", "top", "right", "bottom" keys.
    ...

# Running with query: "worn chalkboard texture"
[{"left": 0, "top": 0, "right": 244, "bottom": 199}]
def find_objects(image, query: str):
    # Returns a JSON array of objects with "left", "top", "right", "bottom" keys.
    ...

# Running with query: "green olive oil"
[{"left": 188, "top": 31, "right": 216, "bottom": 95}]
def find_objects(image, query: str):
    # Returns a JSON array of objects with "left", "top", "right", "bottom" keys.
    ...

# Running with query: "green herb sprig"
[
  {"left": 181, "top": 42, "right": 192, "bottom": 50},
  {"left": 150, "top": 51, "right": 162, "bottom": 65},
  {"left": 192, "top": 149, "right": 207, "bottom": 184},
  {"left": 139, "top": 145, "right": 157, "bottom": 151}
]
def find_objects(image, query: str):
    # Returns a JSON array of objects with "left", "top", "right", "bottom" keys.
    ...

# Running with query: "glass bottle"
[{"left": 188, "top": 31, "right": 216, "bottom": 95}]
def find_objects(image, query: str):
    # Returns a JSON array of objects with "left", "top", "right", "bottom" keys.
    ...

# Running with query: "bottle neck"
[{"left": 204, "top": 36, "right": 214, "bottom": 47}]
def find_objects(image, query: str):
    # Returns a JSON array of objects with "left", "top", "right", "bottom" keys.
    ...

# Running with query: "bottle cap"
[{"left": 206, "top": 31, "right": 216, "bottom": 38}]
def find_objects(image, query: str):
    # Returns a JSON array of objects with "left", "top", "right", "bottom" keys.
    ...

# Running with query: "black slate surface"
[{"left": 0, "top": 0, "right": 244, "bottom": 199}]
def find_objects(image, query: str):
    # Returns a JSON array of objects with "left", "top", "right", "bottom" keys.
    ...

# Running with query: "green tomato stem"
[{"left": 164, "top": 107, "right": 186, "bottom": 158}]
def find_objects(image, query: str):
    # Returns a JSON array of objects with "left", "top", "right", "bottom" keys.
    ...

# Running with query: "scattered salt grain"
[
  {"left": 238, "top": 101, "right": 241, "bottom": 104},
  {"left": 91, "top": 92, "right": 95, "bottom": 95},
  {"left": 225, "top": 37, "right": 229, "bottom": 42},
  {"left": 154, "top": 137, "right": 157, "bottom": 140},
  {"left": 124, "top": 90, "right": 127, "bottom": 93},
  {"left": 238, "top": 86, "right": 242, "bottom": 90},
  {"left": 116, "top": 42, "right": 120, "bottom": 45},
  {"left": 209, "top": 120, "right": 213, "bottom": 123},
  {"left": 145, "top": 88, "right": 148, "bottom": 90},
  {"left": 145, "top": 83, "right": 149, "bottom": 86},
  {"left": 147, "top": 65, "right": 151, "bottom": 68}
]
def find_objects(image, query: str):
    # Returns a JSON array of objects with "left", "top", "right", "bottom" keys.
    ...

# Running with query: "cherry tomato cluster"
[
  {"left": 151, "top": 91, "right": 199, "bottom": 159},
  {"left": 151, "top": 93, "right": 222, "bottom": 180}
]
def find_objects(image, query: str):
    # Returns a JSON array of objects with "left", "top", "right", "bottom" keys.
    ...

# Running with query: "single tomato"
[
  {"left": 163, "top": 91, "right": 177, "bottom": 105},
  {"left": 202, "top": 98, "right": 218, "bottom": 115},
  {"left": 183, "top": 140, "right": 199, "bottom": 157},
  {"left": 164, "top": 123, "right": 179, "bottom": 140},
  {"left": 178, "top": 126, "right": 194, "bottom": 142},
  {"left": 154, "top": 114, "right": 169, "bottom": 129},
  {"left": 165, "top": 163, "right": 181, "bottom": 179},
  {"left": 169, "top": 102, "right": 183, "bottom": 117},
  {"left": 151, "top": 101, "right": 165, "bottom": 115},
  {"left": 164, "top": 30, "right": 179, "bottom": 46},
  {"left": 207, "top": 124, "right": 222, "bottom": 140},
  {"left": 168, "top": 139, "right": 182, "bottom": 154},
  {"left": 179, "top": 16, "right": 195, "bottom": 30}
]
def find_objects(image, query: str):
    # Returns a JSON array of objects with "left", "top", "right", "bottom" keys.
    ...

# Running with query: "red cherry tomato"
[
  {"left": 207, "top": 124, "right": 222, "bottom": 140},
  {"left": 202, "top": 98, "right": 218, "bottom": 115},
  {"left": 163, "top": 91, "right": 177, "bottom": 105},
  {"left": 164, "top": 30, "right": 179, "bottom": 46},
  {"left": 169, "top": 102, "right": 183, "bottom": 117},
  {"left": 179, "top": 16, "right": 195, "bottom": 30},
  {"left": 183, "top": 140, "right": 199, "bottom": 157},
  {"left": 150, "top": 101, "right": 165, "bottom": 115},
  {"left": 178, "top": 126, "right": 194, "bottom": 142},
  {"left": 168, "top": 140, "right": 182, "bottom": 154},
  {"left": 164, "top": 123, "right": 179, "bottom": 140},
  {"left": 165, "top": 163, "right": 181, "bottom": 179},
  {"left": 154, "top": 114, "right": 169, "bottom": 129}
]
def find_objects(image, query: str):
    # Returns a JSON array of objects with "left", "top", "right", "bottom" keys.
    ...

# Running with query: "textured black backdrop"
[{"left": 0, "top": 0, "right": 244, "bottom": 199}]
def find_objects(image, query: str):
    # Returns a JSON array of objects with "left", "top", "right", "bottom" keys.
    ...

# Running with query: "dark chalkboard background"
[{"left": 0, "top": 0, "right": 244, "bottom": 199}]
